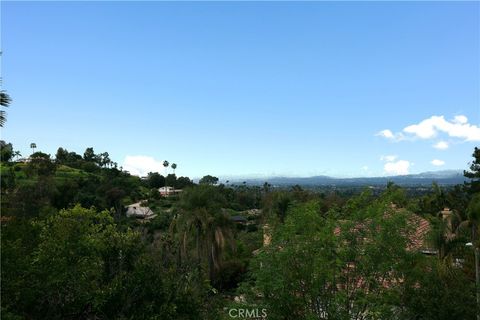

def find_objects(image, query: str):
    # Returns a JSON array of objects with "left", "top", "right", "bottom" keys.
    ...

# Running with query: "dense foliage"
[{"left": 1, "top": 142, "right": 478, "bottom": 319}]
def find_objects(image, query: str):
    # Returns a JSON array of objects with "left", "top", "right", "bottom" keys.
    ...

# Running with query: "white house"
[{"left": 158, "top": 186, "right": 182, "bottom": 196}]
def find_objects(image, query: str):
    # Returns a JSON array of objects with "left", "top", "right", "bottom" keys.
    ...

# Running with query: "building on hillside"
[
  {"left": 408, "top": 214, "right": 437, "bottom": 255},
  {"left": 246, "top": 208, "right": 262, "bottom": 216},
  {"left": 333, "top": 213, "right": 436, "bottom": 255},
  {"left": 126, "top": 202, "right": 155, "bottom": 219},
  {"left": 158, "top": 186, "right": 182, "bottom": 196}
]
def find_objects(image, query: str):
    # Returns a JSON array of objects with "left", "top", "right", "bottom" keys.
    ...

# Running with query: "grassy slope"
[{"left": 1, "top": 162, "right": 98, "bottom": 187}]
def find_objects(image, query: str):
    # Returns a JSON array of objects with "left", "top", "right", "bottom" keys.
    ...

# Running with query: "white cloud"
[
  {"left": 384, "top": 160, "right": 411, "bottom": 175},
  {"left": 431, "top": 159, "right": 445, "bottom": 166},
  {"left": 380, "top": 155, "right": 398, "bottom": 162},
  {"left": 361, "top": 165, "right": 369, "bottom": 171},
  {"left": 433, "top": 141, "right": 449, "bottom": 150},
  {"left": 376, "top": 129, "right": 395, "bottom": 139},
  {"left": 403, "top": 115, "right": 480, "bottom": 141},
  {"left": 376, "top": 129, "right": 404, "bottom": 141},
  {"left": 378, "top": 115, "right": 480, "bottom": 144},
  {"left": 404, "top": 120, "right": 437, "bottom": 139},
  {"left": 122, "top": 155, "right": 166, "bottom": 177},
  {"left": 453, "top": 115, "right": 468, "bottom": 124}
]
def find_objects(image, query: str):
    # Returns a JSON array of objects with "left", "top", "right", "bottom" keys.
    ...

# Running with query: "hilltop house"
[{"left": 158, "top": 186, "right": 182, "bottom": 196}]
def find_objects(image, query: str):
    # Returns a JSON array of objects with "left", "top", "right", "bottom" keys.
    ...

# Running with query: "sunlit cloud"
[
  {"left": 403, "top": 115, "right": 480, "bottom": 141},
  {"left": 431, "top": 159, "right": 445, "bottom": 166},
  {"left": 376, "top": 129, "right": 394, "bottom": 139},
  {"left": 375, "top": 129, "right": 404, "bottom": 141},
  {"left": 380, "top": 155, "right": 410, "bottom": 175},
  {"left": 433, "top": 141, "right": 449, "bottom": 150},
  {"left": 453, "top": 115, "right": 468, "bottom": 124},
  {"left": 384, "top": 160, "right": 410, "bottom": 175},
  {"left": 377, "top": 115, "right": 480, "bottom": 145}
]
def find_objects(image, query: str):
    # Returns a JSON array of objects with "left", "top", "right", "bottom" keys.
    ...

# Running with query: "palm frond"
[
  {"left": 0, "top": 110, "right": 5, "bottom": 127},
  {"left": 0, "top": 91, "right": 11, "bottom": 107}
]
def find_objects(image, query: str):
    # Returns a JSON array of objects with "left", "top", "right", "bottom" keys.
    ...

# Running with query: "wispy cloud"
[
  {"left": 122, "top": 155, "right": 166, "bottom": 177},
  {"left": 375, "top": 129, "right": 404, "bottom": 142},
  {"left": 380, "top": 155, "right": 398, "bottom": 162},
  {"left": 376, "top": 129, "right": 394, "bottom": 139},
  {"left": 431, "top": 159, "right": 445, "bottom": 166}
]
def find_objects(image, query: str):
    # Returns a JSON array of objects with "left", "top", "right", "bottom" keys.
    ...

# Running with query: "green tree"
[
  {"left": 25, "top": 152, "right": 56, "bottom": 177},
  {"left": 146, "top": 171, "right": 165, "bottom": 188},
  {"left": 0, "top": 140, "right": 13, "bottom": 162},
  {"left": 262, "top": 190, "right": 293, "bottom": 223},
  {"left": 55, "top": 147, "right": 83, "bottom": 167},
  {"left": 465, "top": 147, "right": 480, "bottom": 193},
  {"left": 83, "top": 147, "right": 97, "bottom": 162},
  {"left": 172, "top": 185, "right": 235, "bottom": 284},
  {"left": 466, "top": 194, "right": 480, "bottom": 248},
  {"left": 166, "top": 173, "right": 177, "bottom": 188},
  {"left": 55, "top": 147, "right": 69, "bottom": 164},
  {"left": 9, "top": 177, "right": 57, "bottom": 218},
  {"left": 199, "top": 175, "right": 219, "bottom": 185},
  {"left": 176, "top": 176, "right": 194, "bottom": 189},
  {"left": 249, "top": 201, "right": 421, "bottom": 320},
  {"left": 13, "top": 150, "right": 21, "bottom": 161},
  {"left": 402, "top": 259, "right": 476, "bottom": 319},
  {"left": 1, "top": 217, "right": 41, "bottom": 317},
  {"left": 0, "top": 165, "right": 16, "bottom": 193},
  {"left": 171, "top": 162, "right": 177, "bottom": 174},
  {"left": 173, "top": 207, "right": 235, "bottom": 286},
  {"left": 2, "top": 205, "right": 215, "bottom": 319},
  {"left": 98, "top": 151, "right": 111, "bottom": 168}
]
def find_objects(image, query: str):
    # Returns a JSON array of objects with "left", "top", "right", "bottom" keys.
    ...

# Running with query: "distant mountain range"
[{"left": 229, "top": 170, "right": 468, "bottom": 187}]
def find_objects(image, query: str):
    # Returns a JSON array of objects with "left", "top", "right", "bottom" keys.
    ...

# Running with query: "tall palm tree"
[
  {"left": 13, "top": 150, "right": 21, "bottom": 161},
  {"left": 205, "top": 213, "right": 235, "bottom": 281},
  {"left": 163, "top": 160, "right": 169, "bottom": 173},
  {"left": 30, "top": 143, "right": 37, "bottom": 155},
  {"left": 0, "top": 90, "right": 11, "bottom": 127},
  {"left": 429, "top": 215, "right": 466, "bottom": 261},
  {"left": 171, "top": 163, "right": 177, "bottom": 174},
  {"left": 163, "top": 160, "right": 170, "bottom": 194},
  {"left": 171, "top": 208, "right": 235, "bottom": 282}
]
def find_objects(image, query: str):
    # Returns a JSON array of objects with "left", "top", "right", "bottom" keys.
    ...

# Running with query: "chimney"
[{"left": 441, "top": 208, "right": 454, "bottom": 239}]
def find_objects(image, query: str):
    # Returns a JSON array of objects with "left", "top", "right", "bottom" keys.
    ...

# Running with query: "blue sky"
[{"left": 2, "top": 1, "right": 479, "bottom": 178}]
